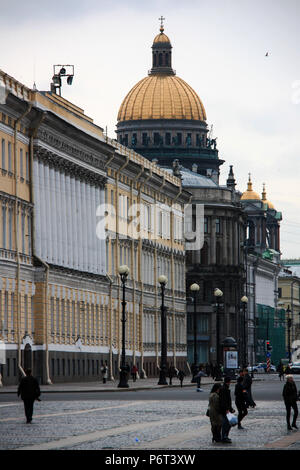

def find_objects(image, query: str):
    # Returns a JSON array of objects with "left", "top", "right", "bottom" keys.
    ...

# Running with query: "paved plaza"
[{"left": 1, "top": 376, "right": 300, "bottom": 451}]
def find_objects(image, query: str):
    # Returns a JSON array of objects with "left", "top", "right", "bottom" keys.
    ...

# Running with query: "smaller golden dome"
[
  {"left": 153, "top": 32, "right": 171, "bottom": 44},
  {"left": 261, "top": 183, "right": 275, "bottom": 209},
  {"left": 241, "top": 174, "right": 261, "bottom": 201}
]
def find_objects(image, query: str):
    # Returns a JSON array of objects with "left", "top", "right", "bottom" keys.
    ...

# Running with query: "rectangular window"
[
  {"left": 1, "top": 139, "right": 5, "bottom": 169},
  {"left": 177, "top": 133, "right": 182, "bottom": 145},
  {"left": 26, "top": 152, "right": 29, "bottom": 181},
  {"left": 204, "top": 217, "right": 208, "bottom": 234},
  {"left": 142, "top": 133, "right": 148, "bottom": 146},
  {"left": 20, "top": 148, "right": 23, "bottom": 178},
  {"left": 8, "top": 142, "right": 12, "bottom": 172},
  {"left": 11, "top": 293, "right": 14, "bottom": 331},
  {"left": 154, "top": 132, "right": 161, "bottom": 145},
  {"left": 24, "top": 295, "right": 28, "bottom": 333},
  {"left": 21, "top": 211, "right": 25, "bottom": 253},
  {"left": 278, "top": 287, "right": 282, "bottom": 298},
  {"left": 216, "top": 218, "right": 221, "bottom": 234},
  {"left": 8, "top": 207, "right": 13, "bottom": 250},
  {"left": 2, "top": 205, "right": 6, "bottom": 249},
  {"left": 165, "top": 133, "right": 171, "bottom": 145}
]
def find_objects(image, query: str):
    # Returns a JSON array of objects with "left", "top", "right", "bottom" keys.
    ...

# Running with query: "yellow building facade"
[{"left": 0, "top": 70, "right": 190, "bottom": 385}]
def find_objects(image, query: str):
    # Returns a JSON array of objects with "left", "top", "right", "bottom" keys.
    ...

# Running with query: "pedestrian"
[
  {"left": 168, "top": 365, "right": 177, "bottom": 385},
  {"left": 208, "top": 383, "right": 223, "bottom": 443},
  {"left": 131, "top": 364, "right": 138, "bottom": 382},
  {"left": 219, "top": 376, "right": 235, "bottom": 443},
  {"left": 177, "top": 370, "right": 185, "bottom": 387},
  {"left": 196, "top": 366, "right": 206, "bottom": 392},
  {"left": 283, "top": 375, "right": 299, "bottom": 431},
  {"left": 17, "top": 369, "right": 41, "bottom": 424},
  {"left": 243, "top": 367, "right": 256, "bottom": 408},
  {"left": 278, "top": 363, "right": 284, "bottom": 381},
  {"left": 101, "top": 362, "right": 108, "bottom": 384},
  {"left": 285, "top": 364, "right": 292, "bottom": 375},
  {"left": 234, "top": 376, "right": 248, "bottom": 429}
]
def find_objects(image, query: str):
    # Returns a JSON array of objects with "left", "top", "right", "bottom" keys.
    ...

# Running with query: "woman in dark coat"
[
  {"left": 208, "top": 383, "right": 223, "bottom": 443},
  {"left": 283, "top": 375, "right": 299, "bottom": 430},
  {"left": 235, "top": 376, "right": 248, "bottom": 429}
]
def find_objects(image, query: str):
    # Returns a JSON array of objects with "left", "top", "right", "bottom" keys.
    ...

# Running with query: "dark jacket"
[
  {"left": 235, "top": 378, "right": 248, "bottom": 408},
  {"left": 283, "top": 381, "right": 299, "bottom": 405},
  {"left": 242, "top": 373, "right": 252, "bottom": 391},
  {"left": 219, "top": 383, "right": 234, "bottom": 416},
  {"left": 17, "top": 376, "right": 40, "bottom": 401}
]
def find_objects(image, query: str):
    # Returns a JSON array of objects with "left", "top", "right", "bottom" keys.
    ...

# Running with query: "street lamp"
[
  {"left": 158, "top": 275, "right": 168, "bottom": 385},
  {"left": 214, "top": 288, "right": 223, "bottom": 381},
  {"left": 118, "top": 265, "right": 130, "bottom": 388},
  {"left": 241, "top": 295, "right": 248, "bottom": 368},
  {"left": 287, "top": 304, "right": 292, "bottom": 362},
  {"left": 190, "top": 283, "right": 200, "bottom": 383}
]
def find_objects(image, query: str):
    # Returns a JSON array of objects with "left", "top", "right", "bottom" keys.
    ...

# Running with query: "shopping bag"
[{"left": 226, "top": 412, "right": 238, "bottom": 426}]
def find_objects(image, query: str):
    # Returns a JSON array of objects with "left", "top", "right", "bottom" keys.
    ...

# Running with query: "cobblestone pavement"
[{"left": 1, "top": 397, "right": 299, "bottom": 450}]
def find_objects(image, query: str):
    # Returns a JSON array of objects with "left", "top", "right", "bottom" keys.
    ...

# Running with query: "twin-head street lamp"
[
  {"left": 118, "top": 265, "right": 130, "bottom": 388},
  {"left": 158, "top": 275, "right": 168, "bottom": 385},
  {"left": 190, "top": 283, "right": 200, "bottom": 383},
  {"left": 241, "top": 295, "right": 248, "bottom": 368},
  {"left": 286, "top": 304, "right": 292, "bottom": 362},
  {"left": 214, "top": 288, "right": 223, "bottom": 381}
]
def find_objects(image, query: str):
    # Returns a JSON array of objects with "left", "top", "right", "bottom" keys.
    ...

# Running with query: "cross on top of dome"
[{"left": 159, "top": 15, "right": 165, "bottom": 33}]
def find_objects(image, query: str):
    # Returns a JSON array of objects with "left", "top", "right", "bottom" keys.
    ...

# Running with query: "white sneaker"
[{"left": 197, "top": 388, "right": 204, "bottom": 392}]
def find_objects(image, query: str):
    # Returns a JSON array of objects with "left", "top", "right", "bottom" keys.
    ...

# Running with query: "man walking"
[
  {"left": 17, "top": 369, "right": 41, "bottom": 424},
  {"left": 219, "top": 376, "right": 235, "bottom": 443},
  {"left": 243, "top": 367, "right": 256, "bottom": 408},
  {"left": 283, "top": 375, "right": 299, "bottom": 430}
]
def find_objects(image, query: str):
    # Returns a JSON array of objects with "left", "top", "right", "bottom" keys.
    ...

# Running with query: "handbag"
[{"left": 226, "top": 411, "right": 238, "bottom": 426}]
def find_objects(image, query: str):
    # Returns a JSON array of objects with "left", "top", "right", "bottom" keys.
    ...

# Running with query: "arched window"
[
  {"left": 159, "top": 53, "right": 163, "bottom": 66},
  {"left": 165, "top": 53, "right": 169, "bottom": 66},
  {"left": 153, "top": 54, "right": 157, "bottom": 67}
]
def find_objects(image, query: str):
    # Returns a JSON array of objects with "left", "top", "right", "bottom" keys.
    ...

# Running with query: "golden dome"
[
  {"left": 262, "top": 183, "right": 275, "bottom": 209},
  {"left": 153, "top": 32, "right": 171, "bottom": 44},
  {"left": 241, "top": 174, "right": 261, "bottom": 201},
  {"left": 117, "top": 74, "right": 207, "bottom": 122}
]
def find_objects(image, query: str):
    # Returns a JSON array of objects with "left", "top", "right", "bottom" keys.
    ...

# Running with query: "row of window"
[
  {"left": 119, "top": 132, "right": 207, "bottom": 148},
  {"left": 1, "top": 139, "right": 29, "bottom": 180},
  {"left": 51, "top": 358, "right": 106, "bottom": 377},
  {"left": 1, "top": 203, "right": 32, "bottom": 253}
]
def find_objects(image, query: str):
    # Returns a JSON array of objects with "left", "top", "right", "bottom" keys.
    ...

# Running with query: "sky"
[{"left": 1, "top": 0, "right": 299, "bottom": 259}]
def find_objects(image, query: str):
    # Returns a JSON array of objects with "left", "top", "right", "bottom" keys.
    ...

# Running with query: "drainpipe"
[
  {"left": 29, "top": 110, "right": 52, "bottom": 384},
  {"left": 14, "top": 102, "right": 32, "bottom": 378}
]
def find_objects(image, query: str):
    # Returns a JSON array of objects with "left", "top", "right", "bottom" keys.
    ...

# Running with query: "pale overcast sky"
[{"left": 1, "top": 0, "right": 299, "bottom": 259}]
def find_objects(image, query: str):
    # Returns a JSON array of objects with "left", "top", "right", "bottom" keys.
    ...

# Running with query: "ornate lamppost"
[
  {"left": 241, "top": 295, "right": 248, "bottom": 368},
  {"left": 190, "top": 283, "right": 200, "bottom": 383},
  {"left": 158, "top": 275, "right": 168, "bottom": 385},
  {"left": 118, "top": 265, "right": 130, "bottom": 388},
  {"left": 214, "top": 288, "right": 223, "bottom": 381},
  {"left": 287, "top": 304, "right": 292, "bottom": 362}
]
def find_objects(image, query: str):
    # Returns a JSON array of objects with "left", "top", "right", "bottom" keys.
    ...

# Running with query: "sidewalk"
[{"left": 0, "top": 375, "right": 215, "bottom": 394}]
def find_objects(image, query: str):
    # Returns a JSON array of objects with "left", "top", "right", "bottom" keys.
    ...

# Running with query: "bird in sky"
[{"left": 265, "top": 52, "right": 269, "bottom": 57}]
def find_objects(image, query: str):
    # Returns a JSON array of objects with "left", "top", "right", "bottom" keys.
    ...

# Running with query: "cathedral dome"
[
  {"left": 241, "top": 174, "right": 261, "bottom": 201},
  {"left": 153, "top": 32, "right": 171, "bottom": 44},
  {"left": 117, "top": 75, "right": 207, "bottom": 122}
]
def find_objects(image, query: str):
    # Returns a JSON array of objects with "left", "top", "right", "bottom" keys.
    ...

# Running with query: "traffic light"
[{"left": 265, "top": 340, "right": 272, "bottom": 351}]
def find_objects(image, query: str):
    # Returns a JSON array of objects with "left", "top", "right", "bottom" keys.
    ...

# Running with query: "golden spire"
[
  {"left": 262, "top": 182, "right": 267, "bottom": 201},
  {"left": 247, "top": 173, "right": 253, "bottom": 191},
  {"left": 241, "top": 173, "right": 261, "bottom": 201}
]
